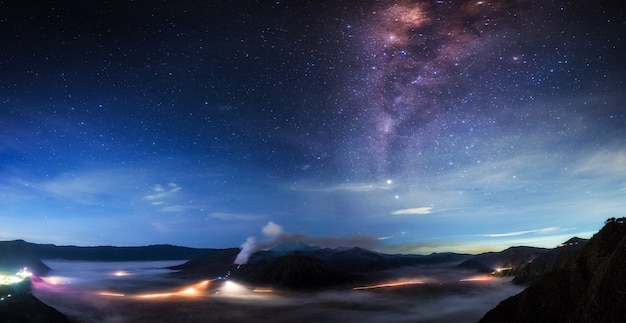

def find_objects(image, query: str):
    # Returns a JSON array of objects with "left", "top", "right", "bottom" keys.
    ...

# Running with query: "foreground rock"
[
  {"left": 0, "top": 280, "right": 70, "bottom": 323},
  {"left": 480, "top": 217, "right": 626, "bottom": 322}
]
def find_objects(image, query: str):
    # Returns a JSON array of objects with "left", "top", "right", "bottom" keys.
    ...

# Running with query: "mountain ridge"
[{"left": 480, "top": 217, "right": 626, "bottom": 322}]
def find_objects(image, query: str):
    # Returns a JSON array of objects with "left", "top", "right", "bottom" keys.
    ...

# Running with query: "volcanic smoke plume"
[
  {"left": 234, "top": 222, "right": 285, "bottom": 265},
  {"left": 234, "top": 221, "right": 380, "bottom": 264}
]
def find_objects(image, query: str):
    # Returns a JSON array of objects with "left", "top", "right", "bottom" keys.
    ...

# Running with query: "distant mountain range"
[
  {"left": 0, "top": 239, "right": 225, "bottom": 275},
  {"left": 1, "top": 237, "right": 580, "bottom": 289},
  {"left": 480, "top": 217, "right": 626, "bottom": 322},
  {"left": 170, "top": 244, "right": 474, "bottom": 289},
  {"left": 3, "top": 219, "right": 625, "bottom": 320}
]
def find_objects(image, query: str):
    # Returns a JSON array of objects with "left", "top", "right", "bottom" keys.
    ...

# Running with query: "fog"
[{"left": 32, "top": 260, "right": 523, "bottom": 322}]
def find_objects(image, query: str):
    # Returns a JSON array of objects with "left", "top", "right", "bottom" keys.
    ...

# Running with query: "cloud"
[
  {"left": 480, "top": 227, "right": 561, "bottom": 238},
  {"left": 159, "top": 205, "right": 194, "bottom": 213},
  {"left": 145, "top": 182, "right": 187, "bottom": 212},
  {"left": 261, "top": 221, "right": 283, "bottom": 238},
  {"left": 295, "top": 180, "right": 394, "bottom": 193},
  {"left": 36, "top": 170, "right": 136, "bottom": 205},
  {"left": 391, "top": 207, "right": 432, "bottom": 215},
  {"left": 575, "top": 149, "right": 626, "bottom": 176},
  {"left": 208, "top": 212, "right": 266, "bottom": 221},
  {"left": 144, "top": 183, "right": 182, "bottom": 201}
]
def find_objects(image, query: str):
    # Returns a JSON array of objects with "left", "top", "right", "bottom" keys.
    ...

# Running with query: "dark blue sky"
[{"left": 1, "top": 0, "right": 625, "bottom": 253}]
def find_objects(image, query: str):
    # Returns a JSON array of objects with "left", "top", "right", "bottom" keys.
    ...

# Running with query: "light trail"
[
  {"left": 135, "top": 280, "right": 210, "bottom": 299},
  {"left": 98, "top": 292, "right": 126, "bottom": 297},
  {"left": 353, "top": 280, "right": 425, "bottom": 290},
  {"left": 95, "top": 280, "right": 211, "bottom": 299},
  {"left": 459, "top": 275, "right": 493, "bottom": 282}
]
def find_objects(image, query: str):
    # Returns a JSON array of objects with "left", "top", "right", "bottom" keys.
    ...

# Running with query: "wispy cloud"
[
  {"left": 294, "top": 180, "right": 394, "bottom": 193},
  {"left": 391, "top": 207, "right": 432, "bottom": 215},
  {"left": 209, "top": 212, "right": 267, "bottom": 221},
  {"left": 144, "top": 182, "right": 190, "bottom": 213},
  {"left": 575, "top": 149, "right": 626, "bottom": 175},
  {"left": 159, "top": 205, "right": 195, "bottom": 213},
  {"left": 480, "top": 227, "right": 561, "bottom": 238},
  {"left": 144, "top": 182, "right": 182, "bottom": 201},
  {"left": 37, "top": 170, "right": 135, "bottom": 205}
]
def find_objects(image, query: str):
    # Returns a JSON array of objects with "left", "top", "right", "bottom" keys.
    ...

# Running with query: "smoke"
[
  {"left": 234, "top": 221, "right": 381, "bottom": 264},
  {"left": 261, "top": 221, "right": 283, "bottom": 238},
  {"left": 234, "top": 237, "right": 258, "bottom": 265},
  {"left": 234, "top": 221, "right": 286, "bottom": 265}
]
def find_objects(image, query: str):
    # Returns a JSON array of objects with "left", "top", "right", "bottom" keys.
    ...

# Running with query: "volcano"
[{"left": 244, "top": 255, "right": 356, "bottom": 290}]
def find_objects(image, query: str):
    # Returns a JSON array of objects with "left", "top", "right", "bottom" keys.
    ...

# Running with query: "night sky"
[{"left": 1, "top": 0, "right": 625, "bottom": 253}]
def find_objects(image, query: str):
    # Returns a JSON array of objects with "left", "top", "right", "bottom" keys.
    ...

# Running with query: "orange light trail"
[
  {"left": 97, "top": 280, "right": 211, "bottom": 299},
  {"left": 98, "top": 292, "right": 126, "bottom": 297},
  {"left": 459, "top": 275, "right": 493, "bottom": 282},
  {"left": 252, "top": 288, "right": 273, "bottom": 293},
  {"left": 353, "top": 280, "right": 425, "bottom": 290}
]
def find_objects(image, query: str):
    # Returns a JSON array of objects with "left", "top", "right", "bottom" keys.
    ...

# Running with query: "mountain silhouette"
[
  {"left": 0, "top": 280, "right": 70, "bottom": 323},
  {"left": 0, "top": 239, "right": 218, "bottom": 263},
  {"left": 512, "top": 237, "right": 588, "bottom": 285},
  {"left": 480, "top": 217, "right": 626, "bottom": 322},
  {"left": 0, "top": 240, "right": 51, "bottom": 275},
  {"left": 167, "top": 248, "right": 240, "bottom": 278},
  {"left": 457, "top": 246, "right": 549, "bottom": 275},
  {"left": 244, "top": 254, "right": 355, "bottom": 290}
]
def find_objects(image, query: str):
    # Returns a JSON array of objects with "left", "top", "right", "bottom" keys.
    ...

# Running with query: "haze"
[{"left": 32, "top": 260, "right": 522, "bottom": 323}]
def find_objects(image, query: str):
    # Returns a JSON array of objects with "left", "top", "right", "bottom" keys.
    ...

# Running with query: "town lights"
[{"left": 0, "top": 267, "right": 32, "bottom": 285}]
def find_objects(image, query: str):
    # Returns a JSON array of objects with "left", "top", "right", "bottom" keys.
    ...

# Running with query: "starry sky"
[{"left": 1, "top": 0, "right": 625, "bottom": 253}]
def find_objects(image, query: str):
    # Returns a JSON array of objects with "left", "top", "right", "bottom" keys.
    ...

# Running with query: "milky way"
[{"left": 0, "top": 0, "right": 624, "bottom": 252}]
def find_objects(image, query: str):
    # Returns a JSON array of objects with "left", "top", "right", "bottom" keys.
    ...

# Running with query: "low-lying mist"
[{"left": 32, "top": 260, "right": 522, "bottom": 322}]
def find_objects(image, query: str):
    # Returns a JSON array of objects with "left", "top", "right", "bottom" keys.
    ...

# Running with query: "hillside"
[
  {"left": 0, "top": 240, "right": 52, "bottom": 275},
  {"left": 457, "top": 246, "right": 549, "bottom": 275},
  {"left": 480, "top": 217, "right": 626, "bottom": 322},
  {"left": 244, "top": 255, "right": 356, "bottom": 290},
  {"left": 512, "top": 237, "right": 588, "bottom": 285},
  {"left": 167, "top": 248, "right": 240, "bottom": 278},
  {"left": 0, "top": 281, "right": 70, "bottom": 323}
]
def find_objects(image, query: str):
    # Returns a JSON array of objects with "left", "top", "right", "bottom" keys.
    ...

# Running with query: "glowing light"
[
  {"left": 98, "top": 292, "right": 126, "bottom": 297},
  {"left": 353, "top": 279, "right": 425, "bottom": 290},
  {"left": 0, "top": 268, "right": 32, "bottom": 285},
  {"left": 181, "top": 287, "right": 197, "bottom": 295},
  {"left": 459, "top": 275, "right": 493, "bottom": 282},
  {"left": 252, "top": 288, "right": 274, "bottom": 293},
  {"left": 134, "top": 280, "right": 210, "bottom": 299},
  {"left": 40, "top": 276, "right": 68, "bottom": 285},
  {"left": 222, "top": 280, "right": 247, "bottom": 293},
  {"left": 113, "top": 270, "right": 130, "bottom": 277},
  {"left": 137, "top": 292, "right": 174, "bottom": 299},
  {"left": 491, "top": 266, "right": 513, "bottom": 274}
]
